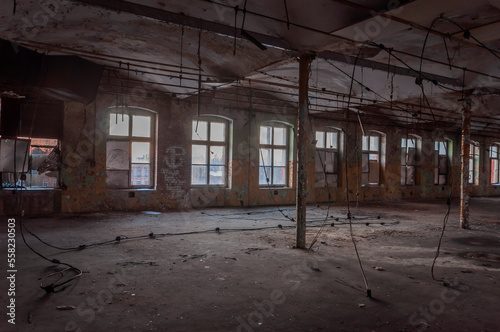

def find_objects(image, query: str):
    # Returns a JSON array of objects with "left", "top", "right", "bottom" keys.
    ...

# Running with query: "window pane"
[
  {"left": 192, "top": 145, "right": 207, "bottom": 165},
  {"left": 259, "top": 166, "right": 272, "bottom": 185},
  {"left": 259, "top": 148, "right": 272, "bottom": 166},
  {"left": 369, "top": 153, "right": 379, "bottom": 162},
  {"left": 131, "top": 164, "right": 150, "bottom": 186},
  {"left": 274, "top": 127, "right": 286, "bottom": 146},
  {"left": 191, "top": 165, "right": 207, "bottom": 185},
  {"left": 408, "top": 138, "right": 416, "bottom": 148},
  {"left": 362, "top": 136, "right": 369, "bottom": 151},
  {"left": 439, "top": 142, "right": 447, "bottom": 155},
  {"left": 192, "top": 121, "right": 208, "bottom": 141},
  {"left": 492, "top": 159, "right": 499, "bottom": 183},
  {"left": 326, "top": 132, "right": 337, "bottom": 149},
  {"left": 31, "top": 138, "right": 58, "bottom": 146},
  {"left": 131, "top": 142, "right": 150, "bottom": 163},
  {"left": 209, "top": 146, "right": 225, "bottom": 166},
  {"left": 491, "top": 146, "right": 498, "bottom": 158},
  {"left": 0, "top": 139, "right": 29, "bottom": 172},
  {"left": 132, "top": 115, "right": 151, "bottom": 138},
  {"left": 209, "top": 166, "right": 225, "bottom": 185},
  {"left": 316, "top": 131, "right": 325, "bottom": 148},
  {"left": 401, "top": 138, "right": 406, "bottom": 148},
  {"left": 106, "top": 141, "right": 130, "bottom": 170},
  {"left": 325, "top": 151, "right": 336, "bottom": 173},
  {"left": 273, "top": 167, "right": 286, "bottom": 185},
  {"left": 260, "top": 126, "right": 272, "bottom": 145},
  {"left": 106, "top": 170, "right": 129, "bottom": 189},
  {"left": 370, "top": 136, "right": 379, "bottom": 151},
  {"left": 110, "top": 113, "right": 129, "bottom": 136},
  {"left": 210, "top": 122, "right": 226, "bottom": 142},
  {"left": 273, "top": 149, "right": 287, "bottom": 167},
  {"left": 469, "top": 159, "right": 474, "bottom": 184}
]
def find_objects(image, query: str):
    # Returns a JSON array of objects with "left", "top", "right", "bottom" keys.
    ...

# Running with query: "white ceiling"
[{"left": 1, "top": 0, "right": 500, "bottom": 135}]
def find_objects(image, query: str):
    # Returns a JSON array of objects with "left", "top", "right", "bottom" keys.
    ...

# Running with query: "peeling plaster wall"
[{"left": 4, "top": 88, "right": 500, "bottom": 215}]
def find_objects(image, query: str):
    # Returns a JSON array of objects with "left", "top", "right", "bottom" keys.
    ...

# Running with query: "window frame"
[
  {"left": 401, "top": 135, "right": 419, "bottom": 186},
  {"left": 191, "top": 117, "right": 229, "bottom": 187},
  {"left": 468, "top": 142, "right": 480, "bottom": 185},
  {"left": 361, "top": 132, "right": 383, "bottom": 186},
  {"left": 259, "top": 123, "right": 291, "bottom": 187},
  {"left": 315, "top": 128, "right": 341, "bottom": 188},
  {"left": 434, "top": 140, "right": 450, "bottom": 185},
  {"left": 106, "top": 108, "right": 156, "bottom": 189},
  {"left": 490, "top": 144, "right": 500, "bottom": 185},
  {"left": 0, "top": 137, "right": 61, "bottom": 190}
]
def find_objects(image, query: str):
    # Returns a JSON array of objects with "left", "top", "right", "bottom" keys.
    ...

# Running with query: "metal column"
[
  {"left": 460, "top": 99, "right": 471, "bottom": 229},
  {"left": 296, "top": 54, "right": 312, "bottom": 249}
]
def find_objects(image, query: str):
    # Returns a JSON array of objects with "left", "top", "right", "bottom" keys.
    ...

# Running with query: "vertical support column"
[
  {"left": 460, "top": 99, "right": 471, "bottom": 229},
  {"left": 296, "top": 53, "right": 312, "bottom": 249}
]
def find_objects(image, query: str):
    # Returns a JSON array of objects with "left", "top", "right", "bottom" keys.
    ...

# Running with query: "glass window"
[
  {"left": 362, "top": 133, "right": 383, "bottom": 185},
  {"left": 107, "top": 109, "right": 155, "bottom": 189},
  {"left": 1, "top": 138, "right": 60, "bottom": 189},
  {"left": 469, "top": 143, "right": 480, "bottom": 185},
  {"left": 191, "top": 118, "right": 228, "bottom": 186},
  {"left": 490, "top": 144, "right": 500, "bottom": 184},
  {"left": 401, "top": 136, "right": 418, "bottom": 186},
  {"left": 434, "top": 140, "right": 450, "bottom": 185},
  {"left": 259, "top": 124, "right": 290, "bottom": 186},
  {"left": 315, "top": 129, "right": 340, "bottom": 188}
]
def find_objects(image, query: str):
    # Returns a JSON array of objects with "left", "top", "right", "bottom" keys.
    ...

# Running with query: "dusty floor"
[{"left": 1, "top": 197, "right": 500, "bottom": 332}]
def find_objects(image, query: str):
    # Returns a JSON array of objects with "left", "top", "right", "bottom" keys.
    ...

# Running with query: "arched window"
[
  {"left": 315, "top": 128, "right": 342, "bottom": 187},
  {"left": 106, "top": 107, "right": 156, "bottom": 189},
  {"left": 259, "top": 122, "right": 292, "bottom": 187},
  {"left": 191, "top": 116, "right": 230, "bottom": 186},
  {"left": 362, "top": 131, "right": 385, "bottom": 185},
  {"left": 401, "top": 135, "right": 420, "bottom": 186}
]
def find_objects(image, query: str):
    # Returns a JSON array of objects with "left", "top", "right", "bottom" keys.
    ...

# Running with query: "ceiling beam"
[{"left": 71, "top": 0, "right": 459, "bottom": 86}]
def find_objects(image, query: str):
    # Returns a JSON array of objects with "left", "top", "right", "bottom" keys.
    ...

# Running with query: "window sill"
[
  {"left": 107, "top": 188, "right": 156, "bottom": 191},
  {"left": 1, "top": 187, "right": 61, "bottom": 191},
  {"left": 361, "top": 184, "right": 384, "bottom": 188}
]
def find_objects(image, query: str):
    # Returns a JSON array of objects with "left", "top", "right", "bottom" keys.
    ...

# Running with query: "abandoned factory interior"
[{"left": 0, "top": 0, "right": 500, "bottom": 331}]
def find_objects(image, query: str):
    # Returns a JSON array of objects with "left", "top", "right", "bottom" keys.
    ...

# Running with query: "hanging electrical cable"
[{"left": 344, "top": 44, "right": 371, "bottom": 298}]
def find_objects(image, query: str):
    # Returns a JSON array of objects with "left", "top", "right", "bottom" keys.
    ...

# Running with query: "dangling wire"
[
  {"left": 180, "top": 26, "right": 184, "bottom": 86},
  {"left": 283, "top": 0, "right": 290, "bottom": 30},
  {"left": 196, "top": 26, "right": 202, "bottom": 133},
  {"left": 345, "top": 44, "right": 371, "bottom": 298},
  {"left": 233, "top": 6, "right": 238, "bottom": 55}
]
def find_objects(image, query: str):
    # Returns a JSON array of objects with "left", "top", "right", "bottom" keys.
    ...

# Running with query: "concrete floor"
[{"left": 1, "top": 198, "right": 500, "bottom": 331}]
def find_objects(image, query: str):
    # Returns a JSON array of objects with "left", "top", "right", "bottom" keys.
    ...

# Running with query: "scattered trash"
[
  {"left": 372, "top": 266, "right": 384, "bottom": 271},
  {"left": 28, "top": 312, "right": 33, "bottom": 324},
  {"left": 224, "top": 257, "right": 238, "bottom": 260},
  {"left": 358, "top": 304, "right": 366, "bottom": 308},
  {"left": 56, "top": 306, "right": 76, "bottom": 311},
  {"left": 461, "top": 270, "right": 474, "bottom": 274},
  {"left": 408, "top": 276, "right": 415, "bottom": 279},
  {"left": 311, "top": 267, "right": 321, "bottom": 272}
]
